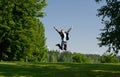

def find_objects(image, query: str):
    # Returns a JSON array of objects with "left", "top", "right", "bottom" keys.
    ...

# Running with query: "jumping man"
[{"left": 53, "top": 26, "right": 72, "bottom": 51}]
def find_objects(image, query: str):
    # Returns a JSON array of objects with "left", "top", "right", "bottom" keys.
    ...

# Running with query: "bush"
[
  {"left": 72, "top": 53, "right": 90, "bottom": 63},
  {"left": 101, "top": 53, "right": 118, "bottom": 63}
]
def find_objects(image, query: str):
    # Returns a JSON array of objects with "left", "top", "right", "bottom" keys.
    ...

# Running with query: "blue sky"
[{"left": 41, "top": 0, "right": 107, "bottom": 55}]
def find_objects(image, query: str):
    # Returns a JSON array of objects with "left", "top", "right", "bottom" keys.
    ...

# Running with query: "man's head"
[{"left": 61, "top": 29, "right": 65, "bottom": 34}]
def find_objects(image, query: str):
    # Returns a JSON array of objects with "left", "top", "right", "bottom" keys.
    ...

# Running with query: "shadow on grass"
[{"left": 0, "top": 62, "right": 120, "bottom": 77}]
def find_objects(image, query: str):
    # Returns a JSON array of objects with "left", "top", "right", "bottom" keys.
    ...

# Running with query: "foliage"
[
  {"left": 48, "top": 50, "right": 120, "bottom": 63},
  {"left": 95, "top": 0, "right": 120, "bottom": 55},
  {"left": 48, "top": 50, "right": 60, "bottom": 62},
  {"left": 59, "top": 51, "right": 73, "bottom": 62},
  {"left": 48, "top": 50, "right": 90, "bottom": 63},
  {"left": 0, "top": 0, "right": 47, "bottom": 61},
  {"left": 101, "top": 52, "right": 118, "bottom": 63},
  {"left": 86, "top": 54, "right": 101, "bottom": 63},
  {"left": 48, "top": 50, "right": 73, "bottom": 63},
  {"left": 72, "top": 53, "right": 90, "bottom": 63}
]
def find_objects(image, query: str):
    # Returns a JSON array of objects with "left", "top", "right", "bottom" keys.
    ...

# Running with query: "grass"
[{"left": 0, "top": 62, "right": 120, "bottom": 77}]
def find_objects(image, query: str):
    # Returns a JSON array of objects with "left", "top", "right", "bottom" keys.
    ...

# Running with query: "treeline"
[{"left": 47, "top": 50, "right": 120, "bottom": 63}]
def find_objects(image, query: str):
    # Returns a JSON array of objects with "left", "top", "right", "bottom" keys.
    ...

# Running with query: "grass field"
[{"left": 0, "top": 62, "right": 120, "bottom": 77}]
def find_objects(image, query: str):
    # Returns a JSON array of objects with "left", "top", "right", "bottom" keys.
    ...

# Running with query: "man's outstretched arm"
[
  {"left": 67, "top": 27, "right": 72, "bottom": 33},
  {"left": 53, "top": 26, "right": 59, "bottom": 33}
]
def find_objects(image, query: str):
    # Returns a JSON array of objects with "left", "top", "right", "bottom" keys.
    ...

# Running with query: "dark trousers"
[{"left": 61, "top": 41, "right": 67, "bottom": 50}]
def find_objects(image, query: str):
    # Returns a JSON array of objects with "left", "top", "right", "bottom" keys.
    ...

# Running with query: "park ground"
[{"left": 0, "top": 62, "right": 120, "bottom": 77}]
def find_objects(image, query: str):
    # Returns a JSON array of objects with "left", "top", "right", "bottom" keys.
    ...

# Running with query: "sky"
[{"left": 41, "top": 0, "right": 107, "bottom": 55}]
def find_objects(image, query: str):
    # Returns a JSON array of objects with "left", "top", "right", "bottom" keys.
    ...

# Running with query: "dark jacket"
[{"left": 58, "top": 32, "right": 69, "bottom": 41}]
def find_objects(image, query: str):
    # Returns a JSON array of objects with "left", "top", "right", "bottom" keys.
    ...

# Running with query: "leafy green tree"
[
  {"left": 117, "top": 56, "right": 120, "bottom": 62},
  {"left": 59, "top": 51, "right": 73, "bottom": 63},
  {"left": 95, "top": 0, "right": 120, "bottom": 55},
  {"left": 47, "top": 50, "right": 73, "bottom": 63},
  {"left": 72, "top": 53, "right": 90, "bottom": 63},
  {"left": 101, "top": 52, "right": 118, "bottom": 63},
  {"left": 48, "top": 50, "right": 60, "bottom": 62},
  {"left": 86, "top": 54, "right": 101, "bottom": 63},
  {"left": 0, "top": 0, "right": 47, "bottom": 61}
]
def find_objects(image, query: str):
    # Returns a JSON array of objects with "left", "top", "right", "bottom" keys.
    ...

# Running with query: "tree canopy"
[
  {"left": 95, "top": 0, "right": 120, "bottom": 55},
  {"left": 0, "top": 0, "right": 47, "bottom": 61}
]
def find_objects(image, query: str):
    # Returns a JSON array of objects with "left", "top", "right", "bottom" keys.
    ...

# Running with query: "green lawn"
[{"left": 0, "top": 62, "right": 120, "bottom": 77}]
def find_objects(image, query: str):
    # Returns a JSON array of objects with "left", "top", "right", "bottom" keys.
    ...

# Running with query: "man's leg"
[
  {"left": 56, "top": 41, "right": 67, "bottom": 50},
  {"left": 61, "top": 41, "right": 64, "bottom": 50},
  {"left": 64, "top": 42, "right": 67, "bottom": 50},
  {"left": 56, "top": 44, "right": 62, "bottom": 50}
]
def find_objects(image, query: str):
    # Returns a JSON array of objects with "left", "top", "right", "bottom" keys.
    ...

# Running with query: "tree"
[
  {"left": 48, "top": 50, "right": 60, "bottom": 62},
  {"left": 101, "top": 52, "right": 118, "bottom": 63},
  {"left": 95, "top": 0, "right": 120, "bottom": 55},
  {"left": 47, "top": 50, "right": 73, "bottom": 63},
  {"left": 59, "top": 51, "right": 73, "bottom": 63},
  {"left": 72, "top": 53, "right": 90, "bottom": 63},
  {"left": 86, "top": 54, "right": 101, "bottom": 63},
  {"left": 0, "top": 0, "right": 47, "bottom": 61}
]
